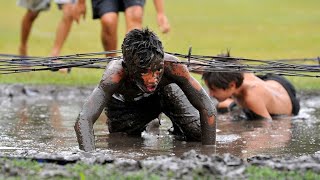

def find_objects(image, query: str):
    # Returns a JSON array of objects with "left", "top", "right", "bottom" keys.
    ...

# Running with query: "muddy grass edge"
[{"left": 1, "top": 157, "right": 320, "bottom": 179}]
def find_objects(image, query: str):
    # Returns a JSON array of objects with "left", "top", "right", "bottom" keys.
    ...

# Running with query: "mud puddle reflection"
[{"left": 0, "top": 88, "right": 319, "bottom": 160}]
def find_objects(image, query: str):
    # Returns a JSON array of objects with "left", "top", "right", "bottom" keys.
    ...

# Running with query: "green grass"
[
  {"left": 246, "top": 165, "right": 320, "bottom": 179},
  {"left": 1, "top": 158, "right": 320, "bottom": 179},
  {"left": 0, "top": 0, "right": 319, "bottom": 89}
]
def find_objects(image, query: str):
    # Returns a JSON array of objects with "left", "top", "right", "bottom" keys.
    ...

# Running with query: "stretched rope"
[{"left": 0, "top": 50, "right": 319, "bottom": 77}]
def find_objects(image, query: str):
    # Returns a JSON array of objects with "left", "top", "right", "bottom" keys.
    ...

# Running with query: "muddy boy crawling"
[{"left": 74, "top": 28, "right": 216, "bottom": 151}]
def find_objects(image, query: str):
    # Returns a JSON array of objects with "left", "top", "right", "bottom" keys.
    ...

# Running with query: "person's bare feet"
[
  {"left": 55, "top": 60, "right": 70, "bottom": 74},
  {"left": 58, "top": 67, "right": 69, "bottom": 73},
  {"left": 18, "top": 45, "right": 32, "bottom": 70},
  {"left": 19, "top": 45, "right": 27, "bottom": 56},
  {"left": 50, "top": 53, "right": 70, "bottom": 74},
  {"left": 49, "top": 60, "right": 70, "bottom": 74}
]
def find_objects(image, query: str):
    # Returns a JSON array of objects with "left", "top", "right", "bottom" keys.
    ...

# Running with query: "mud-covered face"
[{"left": 133, "top": 60, "right": 164, "bottom": 93}]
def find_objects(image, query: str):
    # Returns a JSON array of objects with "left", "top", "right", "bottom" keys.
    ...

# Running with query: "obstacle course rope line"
[{"left": 0, "top": 50, "right": 319, "bottom": 77}]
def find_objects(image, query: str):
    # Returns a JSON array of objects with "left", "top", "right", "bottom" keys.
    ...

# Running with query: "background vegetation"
[{"left": 0, "top": 0, "right": 319, "bottom": 89}]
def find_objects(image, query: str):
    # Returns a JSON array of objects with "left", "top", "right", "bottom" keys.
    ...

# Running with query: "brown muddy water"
[{"left": 0, "top": 84, "right": 319, "bottom": 160}]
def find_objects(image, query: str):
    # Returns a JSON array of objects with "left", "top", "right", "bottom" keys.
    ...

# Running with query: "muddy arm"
[
  {"left": 182, "top": 76, "right": 217, "bottom": 145},
  {"left": 74, "top": 60, "right": 124, "bottom": 151},
  {"left": 164, "top": 54, "right": 217, "bottom": 145},
  {"left": 74, "top": 86, "right": 107, "bottom": 151}
]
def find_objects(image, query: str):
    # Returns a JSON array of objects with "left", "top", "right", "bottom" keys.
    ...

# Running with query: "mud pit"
[{"left": 0, "top": 84, "right": 320, "bottom": 178}]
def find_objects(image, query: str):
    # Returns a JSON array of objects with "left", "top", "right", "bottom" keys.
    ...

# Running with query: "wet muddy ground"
[{"left": 0, "top": 84, "right": 320, "bottom": 178}]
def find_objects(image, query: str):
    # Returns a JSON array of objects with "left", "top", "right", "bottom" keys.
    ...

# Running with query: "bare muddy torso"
[{"left": 0, "top": 85, "right": 320, "bottom": 160}]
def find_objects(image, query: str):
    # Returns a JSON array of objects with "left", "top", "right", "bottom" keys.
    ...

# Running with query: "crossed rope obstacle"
[{"left": 0, "top": 49, "right": 319, "bottom": 78}]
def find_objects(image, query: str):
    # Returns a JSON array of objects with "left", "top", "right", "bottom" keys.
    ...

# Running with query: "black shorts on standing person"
[{"left": 92, "top": 0, "right": 145, "bottom": 19}]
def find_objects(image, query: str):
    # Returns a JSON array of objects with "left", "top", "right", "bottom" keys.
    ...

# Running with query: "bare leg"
[
  {"left": 50, "top": 4, "right": 74, "bottom": 73},
  {"left": 100, "top": 12, "right": 118, "bottom": 57},
  {"left": 50, "top": 3, "right": 74, "bottom": 56},
  {"left": 19, "top": 10, "right": 40, "bottom": 56},
  {"left": 124, "top": 5, "right": 143, "bottom": 32}
]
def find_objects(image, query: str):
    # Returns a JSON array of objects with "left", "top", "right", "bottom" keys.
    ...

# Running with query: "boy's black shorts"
[{"left": 92, "top": 0, "right": 146, "bottom": 19}]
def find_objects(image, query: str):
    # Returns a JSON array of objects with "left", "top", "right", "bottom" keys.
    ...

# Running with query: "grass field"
[{"left": 0, "top": 0, "right": 319, "bottom": 89}]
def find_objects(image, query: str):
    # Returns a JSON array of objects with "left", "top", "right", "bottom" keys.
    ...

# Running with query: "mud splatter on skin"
[
  {"left": 75, "top": 87, "right": 107, "bottom": 151},
  {"left": 162, "top": 54, "right": 217, "bottom": 145},
  {"left": 76, "top": 29, "right": 217, "bottom": 151},
  {"left": 73, "top": 52, "right": 217, "bottom": 150},
  {"left": 132, "top": 59, "right": 164, "bottom": 93}
]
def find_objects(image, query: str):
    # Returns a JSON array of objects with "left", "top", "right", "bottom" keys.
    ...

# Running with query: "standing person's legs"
[
  {"left": 124, "top": 5, "right": 144, "bottom": 32},
  {"left": 92, "top": 0, "right": 121, "bottom": 56},
  {"left": 123, "top": 0, "right": 145, "bottom": 32},
  {"left": 50, "top": 2, "right": 75, "bottom": 56},
  {"left": 100, "top": 13, "right": 118, "bottom": 56},
  {"left": 49, "top": 0, "right": 76, "bottom": 73},
  {"left": 17, "top": 0, "right": 50, "bottom": 56},
  {"left": 92, "top": 0, "right": 145, "bottom": 56},
  {"left": 19, "top": 10, "right": 40, "bottom": 56}
]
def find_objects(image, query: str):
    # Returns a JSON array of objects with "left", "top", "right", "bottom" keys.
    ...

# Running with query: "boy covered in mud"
[
  {"left": 202, "top": 57, "right": 300, "bottom": 120},
  {"left": 74, "top": 28, "right": 216, "bottom": 151}
]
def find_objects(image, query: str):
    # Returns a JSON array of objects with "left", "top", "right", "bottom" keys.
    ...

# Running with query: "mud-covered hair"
[
  {"left": 202, "top": 52, "right": 244, "bottom": 89},
  {"left": 121, "top": 28, "right": 164, "bottom": 70}
]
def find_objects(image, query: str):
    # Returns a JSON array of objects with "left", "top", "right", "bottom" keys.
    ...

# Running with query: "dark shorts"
[
  {"left": 91, "top": 0, "right": 146, "bottom": 19},
  {"left": 105, "top": 84, "right": 201, "bottom": 141}
]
